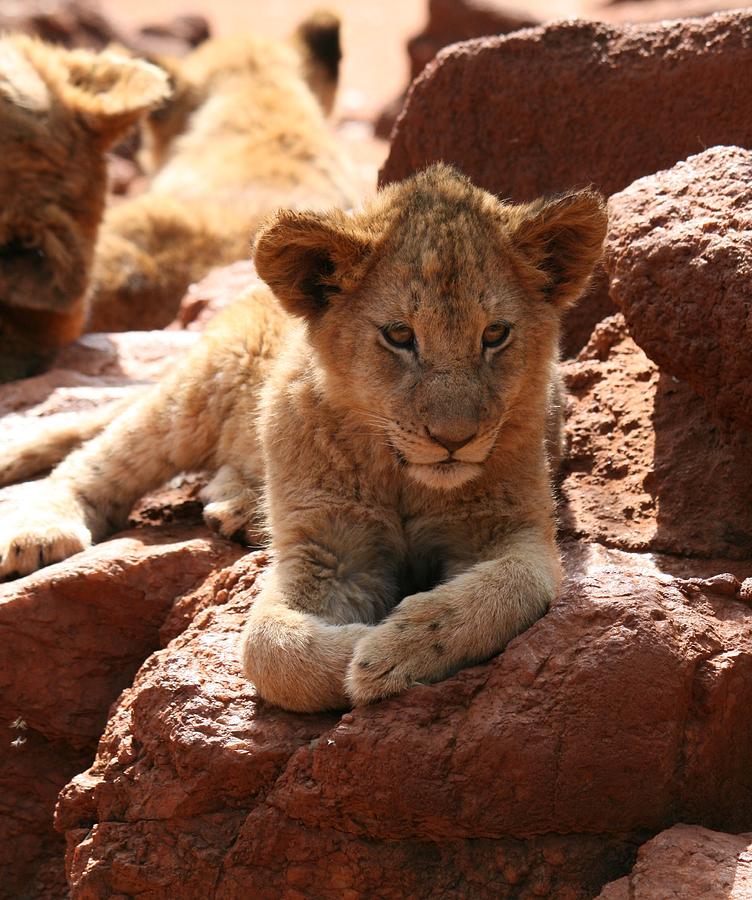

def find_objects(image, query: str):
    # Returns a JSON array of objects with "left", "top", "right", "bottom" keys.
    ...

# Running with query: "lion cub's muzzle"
[{"left": 385, "top": 420, "right": 500, "bottom": 490}]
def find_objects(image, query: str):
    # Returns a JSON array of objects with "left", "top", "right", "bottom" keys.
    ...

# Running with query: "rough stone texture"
[
  {"left": 382, "top": 11, "right": 752, "bottom": 196},
  {"left": 606, "top": 146, "right": 752, "bottom": 431},
  {"left": 376, "top": 0, "right": 538, "bottom": 139},
  {"left": 407, "top": 0, "right": 538, "bottom": 83},
  {"left": 169, "top": 261, "right": 260, "bottom": 332},
  {"left": 381, "top": 11, "right": 752, "bottom": 355},
  {"left": 597, "top": 824, "right": 752, "bottom": 899},
  {"left": 56, "top": 544, "right": 752, "bottom": 897},
  {"left": 374, "top": 0, "right": 743, "bottom": 139},
  {"left": 559, "top": 314, "right": 752, "bottom": 560},
  {"left": 0, "top": 522, "right": 243, "bottom": 899}
]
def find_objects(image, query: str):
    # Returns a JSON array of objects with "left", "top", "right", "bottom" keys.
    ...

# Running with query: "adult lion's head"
[{"left": 255, "top": 165, "right": 606, "bottom": 490}]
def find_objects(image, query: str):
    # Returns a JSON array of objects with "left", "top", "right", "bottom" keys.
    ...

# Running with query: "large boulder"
[
  {"left": 0, "top": 524, "right": 243, "bottom": 899},
  {"left": 605, "top": 145, "right": 752, "bottom": 431},
  {"left": 597, "top": 824, "right": 752, "bottom": 898},
  {"left": 375, "top": 0, "right": 742, "bottom": 139},
  {"left": 559, "top": 314, "right": 752, "bottom": 560},
  {"left": 56, "top": 545, "right": 752, "bottom": 897},
  {"left": 381, "top": 11, "right": 752, "bottom": 355}
]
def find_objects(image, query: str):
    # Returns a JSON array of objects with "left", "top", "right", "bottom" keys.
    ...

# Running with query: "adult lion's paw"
[
  {"left": 0, "top": 510, "right": 91, "bottom": 578},
  {"left": 346, "top": 613, "right": 451, "bottom": 705}
]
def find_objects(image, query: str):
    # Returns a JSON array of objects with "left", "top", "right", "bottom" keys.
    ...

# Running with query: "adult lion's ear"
[
  {"left": 58, "top": 48, "right": 172, "bottom": 146},
  {"left": 254, "top": 210, "right": 374, "bottom": 319},
  {"left": 504, "top": 189, "right": 607, "bottom": 309}
]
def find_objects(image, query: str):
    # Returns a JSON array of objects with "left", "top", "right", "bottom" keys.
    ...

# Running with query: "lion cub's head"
[
  {"left": 255, "top": 165, "right": 606, "bottom": 490},
  {"left": 0, "top": 35, "right": 169, "bottom": 381}
]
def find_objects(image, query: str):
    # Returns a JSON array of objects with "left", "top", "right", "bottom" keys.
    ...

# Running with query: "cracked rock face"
[
  {"left": 56, "top": 546, "right": 752, "bottom": 897},
  {"left": 605, "top": 146, "right": 752, "bottom": 431},
  {"left": 559, "top": 315, "right": 752, "bottom": 560},
  {"left": 380, "top": 12, "right": 752, "bottom": 355},
  {"left": 597, "top": 824, "right": 752, "bottom": 898}
]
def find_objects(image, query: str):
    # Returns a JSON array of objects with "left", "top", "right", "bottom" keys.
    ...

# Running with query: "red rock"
[
  {"left": 0, "top": 522, "right": 243, "bottom": 899},
  {"left": 375, "top": 0, "right": 538, "bottom": 140},
  {"left": 381, "top": 12, "right": 752, "bottom": 354},
  {"left": 57, "top": 546, "right": 752, "bottom": 896},
  {"left": 406, "top": 0, "right": 537, "bottom": 82},
  {"left": 560, "top": 314, "right": 752, "bottom": 560},
  {"left": 605, "top": 146, "right": 752, "bottom": 431},
  {"left": 597, "top": 824, "right": 752, "bottom": 898},
  {"left": 169, "top": 261, "right": 261, "bottom": 332}
]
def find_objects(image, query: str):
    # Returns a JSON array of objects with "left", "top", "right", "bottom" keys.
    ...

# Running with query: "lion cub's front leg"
[
  {"left": 240, "top": 515, "right": 404, "bottom": 712},
  {"left": 346, "top": 531, "right": 561, "bottom": 705}
]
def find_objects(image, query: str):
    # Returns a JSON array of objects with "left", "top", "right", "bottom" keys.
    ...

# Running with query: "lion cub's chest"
[{"left": 394, "top": 507, "right": 492, "bottom": 597}]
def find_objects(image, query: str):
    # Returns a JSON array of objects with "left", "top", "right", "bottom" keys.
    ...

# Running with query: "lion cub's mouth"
[{"left": 406, "top": 459, "right": 483, "bottom": 490}]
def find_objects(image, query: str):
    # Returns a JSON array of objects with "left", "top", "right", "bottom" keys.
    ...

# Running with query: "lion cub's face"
[{"left": 255, "top": 165, "right": 606, "bottom": 490}]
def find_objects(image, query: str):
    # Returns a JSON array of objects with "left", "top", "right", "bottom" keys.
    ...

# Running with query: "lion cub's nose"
[{"left": 427, "top": 429, "right": 477, "bottom": 454}]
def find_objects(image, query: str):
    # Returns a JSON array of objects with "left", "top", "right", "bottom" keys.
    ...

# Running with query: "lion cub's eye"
[
  {"left": 482, "top": 321, "right": 512, "bottom": 349},
  {"left": 382, "top": 323, "right": 416, "bottom": 350}
]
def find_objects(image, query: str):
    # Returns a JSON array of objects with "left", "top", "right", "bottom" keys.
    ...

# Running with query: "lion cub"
[
  {"left": 0, "top": 35, "right": 169, "bottom": 382},
  {"left": 0, "top": 166, "right": 606, "bottom": 711},
  {"left": 86, "top": 12, "right": 359, "bottom": 333}
]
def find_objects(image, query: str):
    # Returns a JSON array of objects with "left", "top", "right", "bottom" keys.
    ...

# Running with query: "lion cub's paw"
[
  {"left": 0, "top": 510, "right": 91, "bottom": 578},
  {"left": 202, "top": 496, "right": 250, "bottom": 540},
  {"left": 201, "top": 466, "right": 261, "bottom": 543},
  {"left": 346, "top": 613, "right": 452, "bottom": 705}
]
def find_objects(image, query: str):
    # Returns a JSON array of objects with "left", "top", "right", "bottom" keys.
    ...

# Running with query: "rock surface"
[
  {"left": 381, "top": 11, "right": 752, "bottom": 354},
  {"left": 0, "top": 523, "right": 243, "bottom": 899},
  {"left": 606, "top": 146, "right": 752, "bottom": 431},
  {"left": 597, "top": 824, "right": 752, "bottom": 899},
  {"left": 559, "top": 314, "right": 752, "bottom": 560},
  {"left": 382, "top": 12, "right": 752, "bottom": 201},
  {"left": 375, "top": 0, "right": 743, "bottom": 139},
  {"left": 169, "top": 261, "right": 260, "bottom": 332},
  {"left": 56, "top": 545, "right": 752, "bottom": 897}
]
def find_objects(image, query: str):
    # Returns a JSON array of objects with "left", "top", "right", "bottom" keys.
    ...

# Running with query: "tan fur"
[
  {"left": 0, "top": 34, "right": 170, "bottom": 382},
  {"left": 0, "top": 166, "right": 606, "bottom": 712},
  {"left": 86, "top": 13, "right": 358, "bottom": 333}
]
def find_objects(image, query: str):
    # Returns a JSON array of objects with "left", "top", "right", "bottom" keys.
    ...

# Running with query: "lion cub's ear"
[
  {"left": 0, "top": 41, "right": 52, "bottom": 111},
  {"left": 56, "top": 48, "right": 172, "bottom": 146},
  {"left": 293, "top": 10, "right": 341, "bottom": 116},
  {"left": 504, "top": 189, "right": 607, "bottom": 309},
  {"left": 254, "top": 210, "right": 374, "bottom": 319}
]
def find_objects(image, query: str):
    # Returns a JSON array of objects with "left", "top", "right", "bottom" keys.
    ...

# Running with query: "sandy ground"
[{"left": 99, "top": 0, "right": 428, "bottom": 178}]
